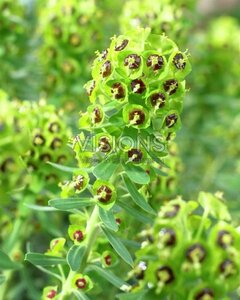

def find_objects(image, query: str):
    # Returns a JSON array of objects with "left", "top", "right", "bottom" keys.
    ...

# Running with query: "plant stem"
[
  {"left": 58, "top": 205, "right": 100, "bottom": 300},
  {"left": 195, "top": 208, "right": 209, "bottom": 240}
]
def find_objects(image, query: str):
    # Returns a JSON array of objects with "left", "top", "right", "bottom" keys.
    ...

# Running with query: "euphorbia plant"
[{"left": 25, "top": 27, "right": 191, "bottom": 299}]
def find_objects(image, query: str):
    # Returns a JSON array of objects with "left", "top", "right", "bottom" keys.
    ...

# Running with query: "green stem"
[
  {"left": 195, "top": 208, "right": 209, "bottom": 240},
  {"left": 58, "top": 205, "right": 100, "bottom": 300}
]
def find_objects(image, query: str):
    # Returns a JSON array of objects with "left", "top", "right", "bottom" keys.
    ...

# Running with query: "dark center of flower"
[
  {"left": 128, "top": 149, "right": 143, "bottom": 163},
  {"left": 57, "top": 155, "right": 67, "bottom": 164},
  {"left": 100, "top": 49, "right": 108, "bottom": 60},
  {"left": 39, "top": 153, "right": 51, "bottom": 162},
  {"left": 48, "top": 122, "right": 61, "bottom": 133},
  {"left": 73, "top": 230, "right": 84, "bottom": 242},
  {"left": 62, "top": 61, "right": 74, "bottom": 73},
  {"left": 111, "top": 82, "right": 125, "bottom": 99},
  {"left": 75, "top": 278, "right": 87, "bottom": 289},
  {"left": 100, "top": 60, "right": 112, "bottom": 78},
  {"left": 53, "top": 26, "right": 62, "bottom": 38},
  {"left": 136, "top": 261, "right": 147, "bottom": 280},
  {"left": 33, "top": 134, "right": 46, "bottom": 146},
  {"left": 146, "top": 54, "right": 164, "bottom": 71},
  {"left": 98, "top": 137, "right": 111, "bottom": 153},
  {"left": 69, "top": 33, "right": 81, "bottom": 46},
  {"left": 165, "top": 114, "right": 178, "bottom": 128},
  {"left": 124, "top": 54, "right": 141, "bottom": 69},
  {"left": 159, "top": 228, "right": 176, "bottom": 246},
  {"left": 0, "top": 157, "right": 15, "bottom": 173},
  {"left": 73, "top": 175, "right": 84, "bottom": 191},
  {"left": 97, "top": 185, "right": 113, "bottom": 203},
  {"left": 163, "top": 204, "right": 180, "bottom": 218},
  {"left": 50, "top": 138, "right": 62, "bottom": 149},
  {"left": 131, "top": 79, "right": 146, "bottom": 94},
  {"left": 156, "top": 266, "right": 175, "bottom": 284},
  {"left": 104, "top": 255, "right": 112, "bottom": 266},
  {"left": 195, "top": 288, "right": 214, "bottom": 300},
  {"left": 150, "top": 93, "right": 166, "bottom": 108},
  {"left": 86, "top": 80, "right": 95, "bottom": 96},
  {"left": 219, "top": 259, "right": 236, "bottom": 278},
  {"left": 128, "top": 109, "right": 145, "bottom": 125},
  {"left": 163, "top": 79, "right": 178, "bottom": 95},
  {"left": 173, "top": 53, "right": 186, "bottom": 70},
  {"left": 115, "top": 39, "right": 129, "bottom": 51},
  {"left": 116, "top": 218, "right": 121, "bottom": 225},
  {"left": 186, "top": 243, "right": 206, "bottom": 263},
  {"left": 46, "top": 289, "right": 57, "bottom": 299},
  {"left": 92, "top": 107, "right": 102, "bottom": 124},
  {"left": 217, "top": 230, "right": 234, "bottom": 248}
]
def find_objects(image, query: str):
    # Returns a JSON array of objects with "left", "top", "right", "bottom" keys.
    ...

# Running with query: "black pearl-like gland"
[
  {"left": 186, "top": 243, "right": 206, "bottom": 263},
  {"left": 115, "top": 39, "right": 129, "bottom": 51},
  {"left": 163, "top": 79, "right": 178, "bottom": 95},
  {"left": 129, "top": 110, "right": 145, "bottom": 125},
  {"left": 195, "top": 288, "right": 214, "bottom": 300},
  {"left": 124, "top": 54, "right": 141, "bottom": 69},
  {"left": 173, "top": 53, "right": 186, "bottom": 70},
  {"left": 97, "top": 185, "right": 113, "bottom": 203},
  {"left": 146, "top": 54, "right": 164, "bottom": 71},
  {"left": 156, "top": 266, "right": 175, "bottom": 284},
  {"left": 128, "top": 149, "right": 143, "bottom": 163},
  {"left": 131, "top": 79, "right": 146, "bottom": 94},
  {"left": 165, "top": 114, "right": 178, "bottom": 128}
]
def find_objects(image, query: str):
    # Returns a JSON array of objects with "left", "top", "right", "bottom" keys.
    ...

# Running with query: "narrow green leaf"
[
  {"left": 67, "top": 245, "right": 86, "bottom": 272},
  {"left": 101, "top": 226, "right": 133, "bottom": 267},
  {"left": 87, "top": 264, "right": 130, "bottom": 291},
  {"left": 49, "top": 198, "right": 95, "bottom": 211},
  {"left": 141, "top": 144, "right": 169, "bottom": 168},
  {"left": 47, "top": 162, "right": 79, "bottom": 173},
  {"left": 73, "top": 290, "right": 90, "bottom": 300},
  {"left": 25, "top": 253, "right": 66, "bottom": 267},
  {"left": 118, "top": 202, "right": 153, "bottom": 224},
  {"left": 123, "top": 175, "right": 156, "bottom": 215},
  {"left": 99, "top": 207, "right": 118, "bottom": 232},
  {"left": 120, "top": 239, "right": 141, "bottom": 249},
  {"left": 124, "top": 164, "right": 150, "bottom": 185},
  {"left": 0, "top": 275, "right": 5, "bottom": 285},
  {"left": 116, "top": 290, "right": 148, "bottom": 300},
  {"left": 24, "top": 203, "right": 56, "bottom": 211},
  {"left": 93, "top": 155, "right": 118, "bottom": 180},
  {"left": 0, "top": 250, "right": 22, "bottom": 270},
  {"left": 151, "top": 166, "right": 168, "bottom": 177}
]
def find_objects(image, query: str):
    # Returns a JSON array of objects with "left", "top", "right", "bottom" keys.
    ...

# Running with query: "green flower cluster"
[
  {"left": 61, "top": 28, "right": 191, "bottom": 209},
  {"left": 0, "top": 91, "right": 72, "bottom": 203},
  {"left": 120, "top": 0, "right": 196, "bottom": 42},
  {"left": 38, "top": 0, "right": 104, "bottom": 108},
  {"left": 131, "top": 192, "right": 240, "bottom": 299}
]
